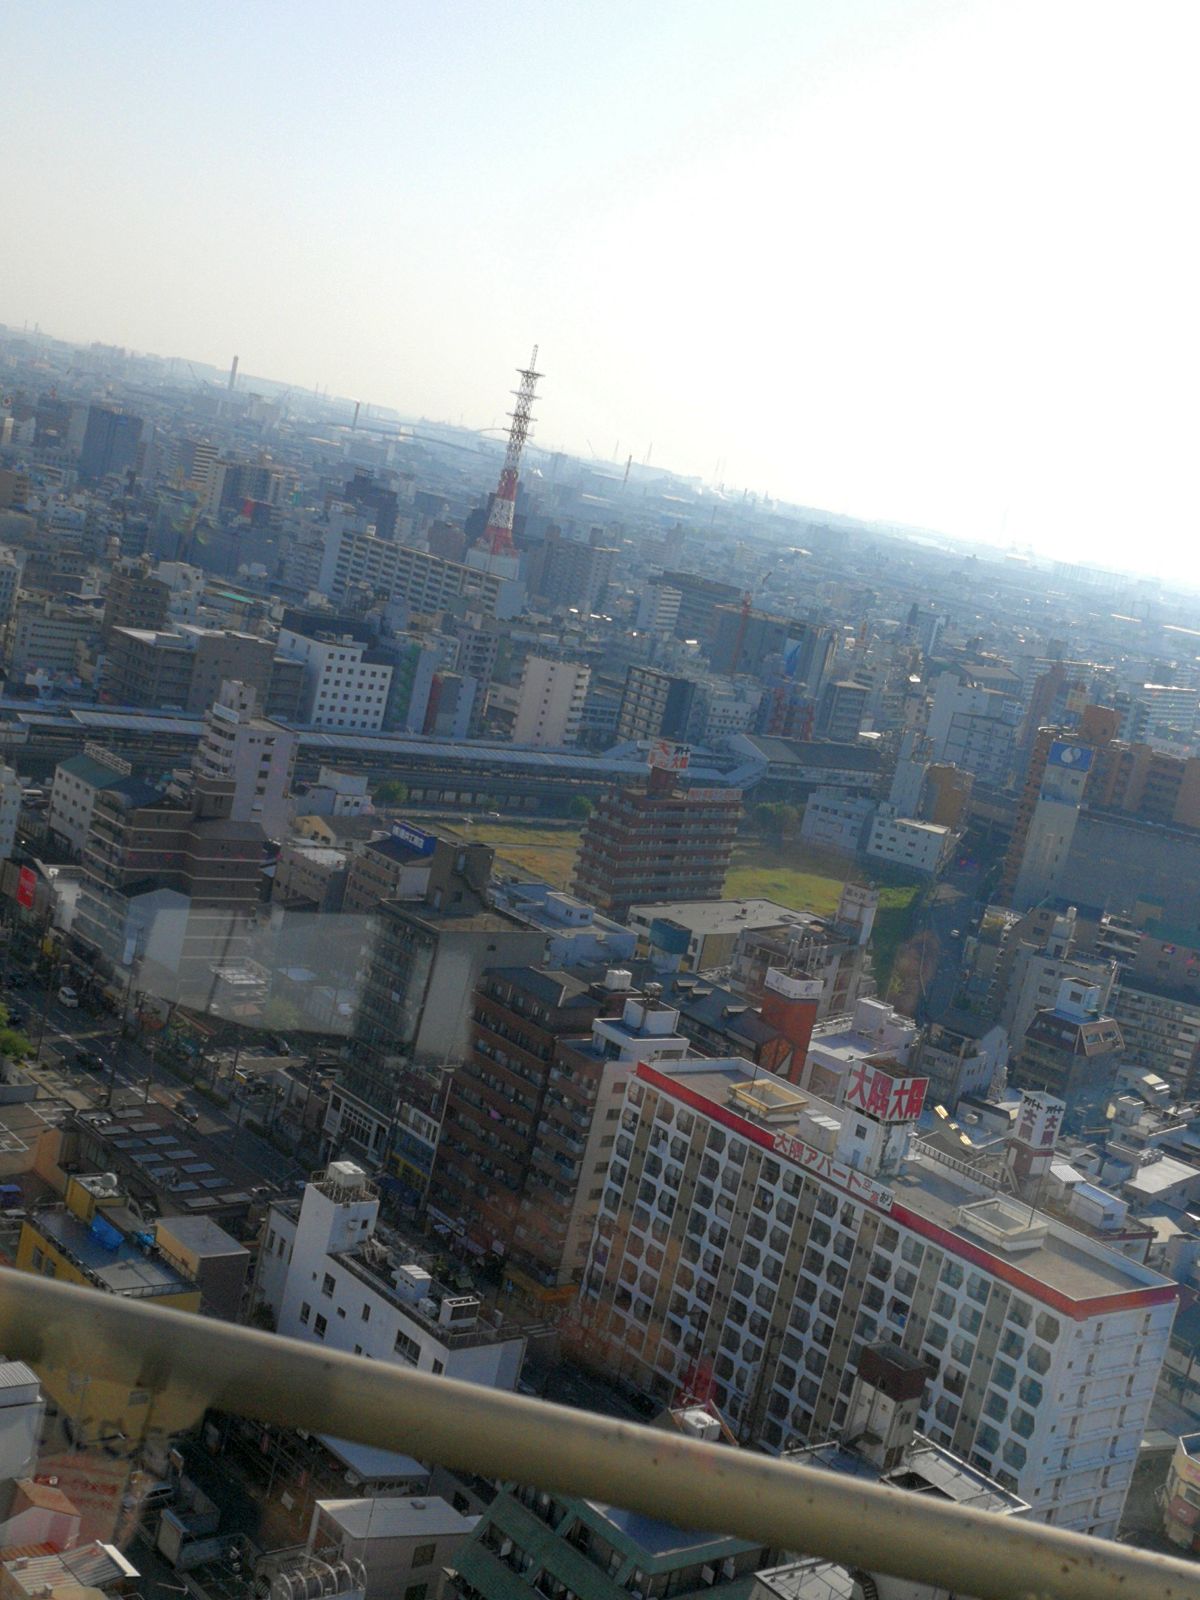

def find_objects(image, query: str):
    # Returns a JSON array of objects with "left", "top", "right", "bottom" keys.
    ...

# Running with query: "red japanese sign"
[
  {"left": 15, "top": 866, "right": 35, "bottom": 910},
  {"left": 846, "top": 1060, "right": 928, "bottom": 1123},
  {"left": 648, "top": 739, "right": 690, "bottom": 772},
  {"left": 771, "top": 1130, "right": 895, "bottom": 1211}
]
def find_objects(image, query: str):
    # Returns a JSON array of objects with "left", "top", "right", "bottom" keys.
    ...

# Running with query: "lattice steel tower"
[{"left": 483, "top": 346, "right": 541, "bottom": 557}]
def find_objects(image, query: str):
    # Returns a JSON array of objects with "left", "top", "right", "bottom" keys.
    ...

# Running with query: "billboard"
[
  {"left": 1048, "top": 741, "right": 1093, "bottom": 772},
  {"left": 15, "top": 867, "right": 36, "bottom": 910},
  {"left": 391, "top": 821, "right": 437, "bottom": 856},
  {"left": 648, "top": 739, "right": 690, "bottom": 772},
  {"left": 846, "top": 1061, "right": 928, "bottom": 1123}
]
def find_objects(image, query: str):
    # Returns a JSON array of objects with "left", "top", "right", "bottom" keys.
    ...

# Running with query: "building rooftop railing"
[{"left": 0, "top": 1270, "right": 1197, "bottom": 1600}]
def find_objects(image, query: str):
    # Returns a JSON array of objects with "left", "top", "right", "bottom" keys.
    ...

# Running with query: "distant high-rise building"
[
  {"left": 512, "top": 655, "right": 590, "bottom": 747},
  {"left": 78, "top": 403, "right": 143, "bottom": 483},
  {"left": 194, "top": 679, "right": 297, "bottom": 838},
  {"left": 342, "top": 469, "right": 399, "bottom": 540},
  {"left": 101, "top": 557, "right": 170, "bottom": 638},
  {"left": 617, "top": 666, "right": 697, "bottom": 744},
  {"left": 926, "top": 669, "right": 1022, "bottom": 787},
  {"left": 276, "top": 625, "right": 394, "bottom": 732},
  {"left": 650, "top": 569, "right": 740, "bottom": 646},
  {"left": 530, "top": 526, "right": 617, "bottom": 615}
]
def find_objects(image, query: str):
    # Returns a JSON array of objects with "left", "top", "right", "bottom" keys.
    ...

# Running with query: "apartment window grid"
[{"left": 583, "top": 1077, "right": 1172, "bottom": 1538}]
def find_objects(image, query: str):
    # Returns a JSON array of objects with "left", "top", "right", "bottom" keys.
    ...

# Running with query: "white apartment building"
[
  {"left": 194, "top": 679, "right": 297, "bottom": 838},
  {"left": 926, "top": 671, "right": 1020, "bottom": 786},
  {"left": 865, "top": 808, "right": 951, "bottom": 877},
  {"left": 635, "top": 584, "right": 682, "bottom": 634},
  {"left": 47, "top": 746, "right": 133, "bottom": 858},
  {"left": 256, "top": 1163, "right": 526, "bottom": 1389},
  {"left": 318, "top": 525, "right": 508, "bottom": 618},
  {"left": 277, "top": 629, "right": 394, "bottom": 732},
  {"left": 0, "top": 765, "right": 20, "bottom": 861},
  {"left": 511, "top": 656, "right": 590, "bottom": 748},
  {"left": 800, "top": 790, "right": 875, "bottom": 855},
  {"left": 576, "top": 1054, "right": 1176, "bottom": 1537}
]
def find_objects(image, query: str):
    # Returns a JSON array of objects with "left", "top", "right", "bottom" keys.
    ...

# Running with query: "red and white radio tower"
[{"left": 483, "top": 346, "right": 541, "bottom": 557}]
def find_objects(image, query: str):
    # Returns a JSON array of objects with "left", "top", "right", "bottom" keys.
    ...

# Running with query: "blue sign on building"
[{"left": 391, "top": 821, "right": 437, "bottom": 856}]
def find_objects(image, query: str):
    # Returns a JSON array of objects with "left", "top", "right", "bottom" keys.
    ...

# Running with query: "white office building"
[
  {"left": 278, "top": 629, "right": 394, "bottom": 732},
  {"left": 865, "top": 807, "right": 951, "bottom": 877},
  {"left": 256, "top": 1163, "right": 526, "bottom": 1390}
]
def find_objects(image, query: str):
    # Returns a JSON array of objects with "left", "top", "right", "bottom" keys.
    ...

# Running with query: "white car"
[{"left": 57, "top": 985, "right": 79, "bottom": 1008}]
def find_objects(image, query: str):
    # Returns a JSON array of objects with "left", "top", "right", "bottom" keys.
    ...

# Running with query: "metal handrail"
[{"left": 0, "top": 1269, "right": 1197, "bottom": 1600}]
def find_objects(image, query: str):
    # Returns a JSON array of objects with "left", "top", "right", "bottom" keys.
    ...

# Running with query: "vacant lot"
[
  {"left": 725, "top": 839, "right": 923, "bottom": 993},
  {"left": 447, "top": 821, "right": 923, "bottom": 994},
  {"left": 456, "top": 821, "right": 583, "bottom": 888}
]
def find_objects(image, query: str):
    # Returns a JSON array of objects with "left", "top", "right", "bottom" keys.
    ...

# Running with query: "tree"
[
  {"left": 567, "top": 795, "right": 594, "bottom": 821},
  {"left": 374, "top": 780, "right": 409, "bottom": 806},
  {"left": 0, "top": 1006, "right": 31, "bottom": 1061}
]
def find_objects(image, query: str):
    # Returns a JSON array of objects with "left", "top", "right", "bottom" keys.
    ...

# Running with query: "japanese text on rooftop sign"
[
  {"left": 648, "top": 739, "right": 690, "bottom": 772},
  {"left": 1017, "top": 1094, "right": 1063, "bottom": 1150},
  {"left": 391, "top": 821, "right": 436, "bottom": 856},
  {"left": 771, "top": 1131, "right": 894, "bottom": 1211},
  {"left": 846, "top": 1061, "right": 928, "bottom": 1123}
]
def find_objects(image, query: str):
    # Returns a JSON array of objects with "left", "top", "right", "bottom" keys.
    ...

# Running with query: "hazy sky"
[{"left": 6, "top": 2, "right": 1198, "bottom": 572}]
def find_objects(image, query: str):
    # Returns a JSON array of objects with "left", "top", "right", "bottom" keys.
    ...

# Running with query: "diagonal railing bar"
[{"left": 0, "top": 1270, "right": 1197, "bottom": 1600}]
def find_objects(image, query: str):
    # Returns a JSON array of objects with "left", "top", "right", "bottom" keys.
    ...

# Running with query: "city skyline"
[{"left": 6, "top": 0, "right": 1198, "bottom": 577}]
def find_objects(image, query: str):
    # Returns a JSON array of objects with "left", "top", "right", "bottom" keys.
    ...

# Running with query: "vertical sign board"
[{"left": 845, "top": 1061, "right": 928, "bottom": 1123}]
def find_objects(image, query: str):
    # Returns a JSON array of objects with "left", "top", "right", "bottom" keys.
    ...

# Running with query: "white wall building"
[
  {"left": 927, "top": 671, "right": 1020, "bottom": 786},
  {"left": 46, "top": 746, "right": 132, "bottom": 858},
  {"left": 278, "top": 629, "right": 394, "bottom": 732},
  {"left": 635, "top": 584, "right": 681, "bottom": 634},
  {"left": 800, "top": 790, "right": 875, "bottom": 855},
  {"left": 194, "top": 678, "right": 297, "bottom": 838},
  {"left": 256, "top": 1163, "right": 526, "bottom": 1390},
  {"left": 511, "top": 656, "right": 590, "bottom": 748},
  {"left": 865, "top": 807, "right": 951, "bottom": 877},
  {"left": 308, "top": 1495, "right": 477, "bottom": 1600}
]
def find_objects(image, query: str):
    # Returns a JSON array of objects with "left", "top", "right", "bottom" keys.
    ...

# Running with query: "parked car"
[
  {"left": 57, "top": 986, "right": 79, "bottom": 1008},
  {"left": 177, "top": 1104, "right": 199, "bottom": 1123}
]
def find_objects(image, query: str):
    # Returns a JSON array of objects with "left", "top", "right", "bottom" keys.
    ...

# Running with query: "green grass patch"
[
  {"left": 724, "top": 839, "right": 924, "bottom": 994},
  {"left": 458, "top": 822, "right": 583, "bottom": 889}
]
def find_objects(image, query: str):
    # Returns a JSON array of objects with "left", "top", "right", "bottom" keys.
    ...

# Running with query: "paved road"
[
  {"left": 13, "top": 984, "right": 307, "bottom": 1191},
  {"left": 913, "top": 855, "right": 987, "bottom": 1022}
]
